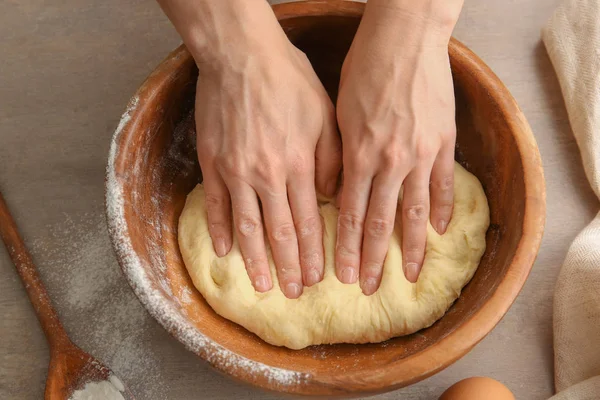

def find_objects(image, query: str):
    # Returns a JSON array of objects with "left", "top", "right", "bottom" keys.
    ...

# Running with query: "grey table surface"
[{"left": 1, "top": 0, "right": 599, "bottom": 399}]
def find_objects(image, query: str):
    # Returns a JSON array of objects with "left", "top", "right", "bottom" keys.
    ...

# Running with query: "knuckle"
[
  {"left": 297, "top": 216, "right": 319, "bottom": 238},
  {"left": 209, "top": 221, "right": 229, "bottom": 233},
  {"left": 416, "top": 143, "right": 436, "bottom": 160},
  {"left": 381, "top": 149, "right": 402, "bottom": 170},
  {"left": 205, "top": 193, "right": 226, "bottom": 210},
  {"left": 338, "top": 211, "right": 364, "bottom": 232},
  {"left": 278, "top": 265, "right": 301, "bottom": 281},
  {"left": 253, "top": 163, "right": 281, "bottom": 188},
  {"left": 216, "top": 155, "right": 248, "bottom": 179},
  {"left": 362, "top": 261, "right": 383, "bottom": 277},
  {"left": 404, "top": 204, "right": 428, "bottom": 222},
  {"left": 236, "top": 216, "right": 262, "bottom": 237},
  {"left": 404, "top": 241, "right": 425, "bottom": 255},
  {"left": 434, "top": 175, "right": 454, "bottom": 191},
  {"left": 336, "top": 244, "right": 358, "bottom": 258},
  {"left": 301, "top": 252, "right": 321, "bottom": 269},
  {"left": 288, "top": 155, "right": 311, "bottom": 175},
  {"left": 290, "top": 162, "right": 310, "bottom": 176},
  {"left": 270, "top": 222, "right": 296, "bottom": 243},
  {"left": 244, "top": 257, "right": 268, "bottom": 274},
  {"left": 366, "top": 218, "right": 393, "bottom": 238},
  {"left": 397, "top": 147, "right": 413, "bottom": 165}
]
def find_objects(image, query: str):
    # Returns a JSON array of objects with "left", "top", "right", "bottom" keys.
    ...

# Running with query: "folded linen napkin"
[{"left": 542, "top": 0, "right": 600, "bottom": 398}]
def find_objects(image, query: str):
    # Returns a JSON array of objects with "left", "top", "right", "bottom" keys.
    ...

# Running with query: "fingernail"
[
  {"left": 363, "top": 278, "right": 378, "bottom": 295},
  {"left": 437, "top": 220, "right": 447, "bottom": 235},
  {"left": 286, "top": 283, "right": 302, "bottom": 298},
  {"left": 306, "top": 270, "right": 321, "bottom": 286},
  {"left": 404, "top": 262, "right": 420, "bottom": 283},
  {"left": 254, "top": 275, "right": 271, "bottom": 292},
  {"left": 341, "top": 267, "right": 357, "bottom": 284},
  {"left": 214, "top": 238, "right": 227, "bottom": 257},
  {"left": 326, "top": 179, "right": 337, "bottom": 198}
]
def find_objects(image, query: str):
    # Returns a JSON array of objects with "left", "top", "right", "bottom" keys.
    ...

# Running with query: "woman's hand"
[
  {"left": 197, "top": 43, "right": 340, "bottom": 299},
  {"left": 157, "top": 0, "right": 341, "bottom": 298},
  {"left": 335, "top": 0, "right": 462, "bottom": 294}
]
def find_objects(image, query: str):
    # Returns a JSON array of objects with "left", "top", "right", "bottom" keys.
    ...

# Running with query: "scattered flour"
[{"left": 69, "top": 377, "right": 125, "bottom": 400}]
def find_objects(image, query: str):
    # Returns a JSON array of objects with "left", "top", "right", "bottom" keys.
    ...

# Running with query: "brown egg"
[{"left": 440, "top": 377, "right": 515, "bottom": 400}]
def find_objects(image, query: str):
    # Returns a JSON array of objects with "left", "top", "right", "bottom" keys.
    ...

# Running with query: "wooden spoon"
[{"left": 0, "top": 191, "right": 134, "bottom": 400}]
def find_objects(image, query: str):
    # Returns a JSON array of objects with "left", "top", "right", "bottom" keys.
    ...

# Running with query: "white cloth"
[{"left": 542, "top": 0, "right": 600, "bottom": 398}]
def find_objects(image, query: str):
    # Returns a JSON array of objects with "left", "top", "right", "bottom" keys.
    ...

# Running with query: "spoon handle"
[{"left": 0, "top": 191, "right": 69, "bottom": 348}]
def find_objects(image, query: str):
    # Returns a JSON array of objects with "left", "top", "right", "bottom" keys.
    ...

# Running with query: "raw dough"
[{"left": 178, "top": 163, "right": 489, "bottom": 349}]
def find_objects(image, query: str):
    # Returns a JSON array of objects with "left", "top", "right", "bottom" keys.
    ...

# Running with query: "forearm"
[{"left": 156, "top": 0, "right": 286, "bottom": 67}]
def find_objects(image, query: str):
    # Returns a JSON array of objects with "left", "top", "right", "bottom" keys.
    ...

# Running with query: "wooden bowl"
[{"left": 106, "top": 1, "right": 545, "bottom": 396}]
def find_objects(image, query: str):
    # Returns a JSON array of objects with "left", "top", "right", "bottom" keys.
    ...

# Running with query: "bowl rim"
[{"left": 105, "top": 0, "right": 546, "bottom": 396}]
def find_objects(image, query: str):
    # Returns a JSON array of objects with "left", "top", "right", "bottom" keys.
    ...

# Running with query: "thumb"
[{"left": 315, "top": 104, "right": 342, "bottom": 198}]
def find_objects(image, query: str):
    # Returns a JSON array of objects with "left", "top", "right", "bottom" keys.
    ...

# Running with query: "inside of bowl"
[{"left": 121, "top": 13, "right": 525, "bottom": 377}]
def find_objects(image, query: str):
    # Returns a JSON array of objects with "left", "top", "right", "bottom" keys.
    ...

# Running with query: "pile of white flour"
[{"left": 69, "top": 375, "right": 125, "bottom": 400}]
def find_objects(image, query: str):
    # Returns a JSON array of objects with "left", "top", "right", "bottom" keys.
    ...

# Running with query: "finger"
[
  {"left": 335, "top": 171, "right": 372, "bottom": 284},
  {"left": 402, "top": 165, "right": 433, "bottom": 283},
  {"left": 258, "top": 188, "right": 303, "bottom": 299},
  {"left": 315, "top": 102, "right": 342, "bottom": 198},
  {"left": 228, "top": 181, "right": 272, "bottom": 293},
  {"left": 288, "top": 174, "right": 324, "bottom": 287},
  {"left": 201, "top": 165, "right": 233, "bottom": 257},
  {"left": 360, "top": 174, "right": 403, "bottom": 295},
  {"left": 430, "top": 143, "right": 455, "bottom": 235}
]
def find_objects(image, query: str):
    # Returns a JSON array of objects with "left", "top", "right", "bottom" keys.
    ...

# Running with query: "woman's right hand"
[{"left": 192, "top": 15, "right": 341, "bottom": 299}]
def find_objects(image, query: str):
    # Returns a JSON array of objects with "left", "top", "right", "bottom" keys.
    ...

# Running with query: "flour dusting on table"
[
  {"left": 32, "top": 211, "right": 168, "bottom": 399},
  {"left": 68, "top": 376, "right": 124, "bottom": 400}
]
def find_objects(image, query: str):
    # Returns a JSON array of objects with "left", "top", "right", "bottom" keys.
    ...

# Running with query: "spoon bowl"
[{"left": 46, "top": 339, "right": 133, "bottom": 399}]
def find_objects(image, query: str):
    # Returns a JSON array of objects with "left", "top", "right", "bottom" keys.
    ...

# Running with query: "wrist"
[
  {"left": 363, "top": 0, "right": 463, "bottom": 46},
  {"left": 158, "top": 0, "right": 288, "bottom": 69}
]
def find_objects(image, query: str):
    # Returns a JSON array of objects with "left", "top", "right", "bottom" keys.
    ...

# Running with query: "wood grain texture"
[
  {"left": 106, "top": 1, "right": 544, "bottom": 396},
  {"left": 0, "top": 0, "right": 598, "bottom": 399}
]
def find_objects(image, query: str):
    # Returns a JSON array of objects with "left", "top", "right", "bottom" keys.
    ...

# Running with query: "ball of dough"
[{"left": 178, "top": 163, "right": 489, "bottom": 349}]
